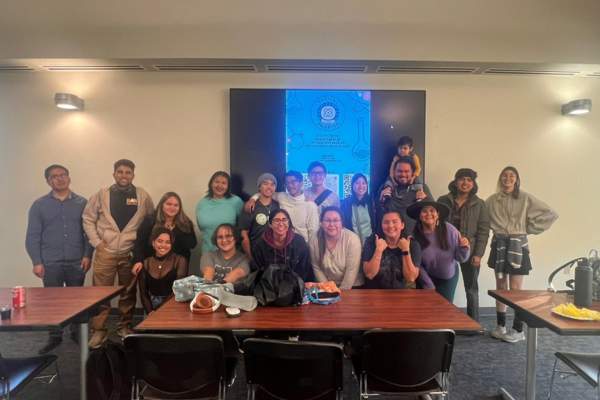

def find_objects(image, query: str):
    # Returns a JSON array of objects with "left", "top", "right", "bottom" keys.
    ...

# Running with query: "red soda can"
[{"left": 12, "top": 286, "right": 26, "bottom": 309}]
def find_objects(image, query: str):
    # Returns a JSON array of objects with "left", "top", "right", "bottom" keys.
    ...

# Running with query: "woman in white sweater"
[
  {"left": 486, "top": 166, "right": 558, "bottom": 343},
  {"left": 308, "top": 206, "right": 363, "bottom": 290}
]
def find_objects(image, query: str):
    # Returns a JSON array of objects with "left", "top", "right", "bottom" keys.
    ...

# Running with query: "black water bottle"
[{"left": 575, "top": 259, "right": 593, "bottom": 308}]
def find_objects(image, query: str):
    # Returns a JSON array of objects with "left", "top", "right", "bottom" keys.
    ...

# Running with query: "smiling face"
[
  {"left": 393, "top": 161, "right": 414, "bottom": 186},
  {"left": 309, "top": 166, "right": 326, "bottom": 186},
  {"left": 285, "top": 176, "right": 303, "bottom": 197},
  {"left": 162, "top": 196, "right": 180, "bottom": 220},
  {"left": 500, "top": 170, "right": 518, "bottom": 193},
  {"left": 456, "top": 176, "right": 474, "bottom": 195},
  {"left": 352, "top": 176, "right": 368, "bottom": 199},
  {"left": 259, "top": 179, "right": 276, "bottom": 198},
  {"left": 381, "top": 212, "right": 404, "bottom": 241},
  {"left": 215, "top": 226, "right": 236, "bottom": 253},
  {"left": 46, "top": 167, "right": 71, "bottom": 192},
  {"left": 321, "top": 210, "right": 342, "bottom": 239},
  {"left": 152, "top": 233, "right": 172, "bottom": 257},
  {"left": 211, "top": 175, "right": 229, "bottom": 198},
  {"left": 419, "top": 206, "right": 439, "bottom": 228},
  {"left": 270, "top": 211, "right": 290, "bottom": 237},
  {"left": 113, "top": 166, "right": 134, "bottom": 188}
]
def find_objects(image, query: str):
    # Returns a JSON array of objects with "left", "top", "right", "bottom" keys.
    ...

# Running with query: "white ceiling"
[{"left": 1, "top": 0, "right": 599, "bottom": 65}]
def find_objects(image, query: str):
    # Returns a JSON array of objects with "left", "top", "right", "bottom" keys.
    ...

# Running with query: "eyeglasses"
[
  {"left": 271, "top": 218, "right": 289, "bottom": 225},
  {"left": 322, "top": 219, "right": 341, "bottom": 224},
  {"left": 49, "top": 173, "right": 68, "bottom": 180},
  {"left": 216, "top": 234, "right": 234, "bottom": 241},
  {"left": 310, "top": 170, "right": 326, "bottom": 176}
]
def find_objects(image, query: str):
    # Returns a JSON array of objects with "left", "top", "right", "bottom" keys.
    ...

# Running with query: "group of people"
[{"left": 25, "top": 136, "right": 558, "bottom": 353}]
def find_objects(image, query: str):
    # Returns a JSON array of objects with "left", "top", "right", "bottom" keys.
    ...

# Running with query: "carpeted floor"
[{"left": 1, "top": 311, "right": 599, "bottom": 399}]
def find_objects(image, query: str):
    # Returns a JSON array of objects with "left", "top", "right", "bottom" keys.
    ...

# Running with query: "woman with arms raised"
[{"left": 408, "top": 201, "right": 470, "bottom": 302}]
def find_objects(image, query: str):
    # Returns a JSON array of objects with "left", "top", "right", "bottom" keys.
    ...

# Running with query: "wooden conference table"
[
  {"left": 136, "top": 289, "right": 481, "bottom": 333},
  {"left": 0, "top": 286, "right": 123, "bottom": 400},
  {"left": 489, "top": 290, "right": 600, "bottom": 400}
]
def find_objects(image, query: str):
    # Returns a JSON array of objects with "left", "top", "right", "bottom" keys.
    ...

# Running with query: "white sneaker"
[
  {"left": 490, "top": 325, "right": 507, "bottom": 340},
  {"left": 502, "top": 329, "right": 525, "bottom": 343}
]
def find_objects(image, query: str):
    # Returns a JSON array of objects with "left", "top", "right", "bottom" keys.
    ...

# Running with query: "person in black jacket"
[
  {"left": 438, "top": 168, "right": 490, "bottom": 321},
  {"left": 340, "top": 173, "right": 376, "bottom": 245},
  {"left": 131, "top": 192, "right": 197, "bottom": 275},
  {"left": 251, "top": 209, "right": 315, "bottom": 282}
]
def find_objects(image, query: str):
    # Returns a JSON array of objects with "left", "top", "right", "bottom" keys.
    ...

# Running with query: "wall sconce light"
[
  {"left": 561, "top": 99, "right": 591, "bottom": 116},
  {"left": 54, "top": 93, "right": 84, "bottom": 110}
]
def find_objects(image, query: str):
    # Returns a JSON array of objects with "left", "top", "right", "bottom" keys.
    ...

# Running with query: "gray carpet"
[{"left": 1, "top": 312, "right": 599, "bottom": 399}]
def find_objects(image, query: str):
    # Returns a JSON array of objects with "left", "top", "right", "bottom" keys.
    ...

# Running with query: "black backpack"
[{"left": 86, "top": 341, "right": 129, "bottom": 400}]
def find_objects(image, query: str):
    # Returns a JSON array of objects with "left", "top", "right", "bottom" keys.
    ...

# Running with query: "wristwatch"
[{"left": 400, "top": 250, "right": 409, "bottom": 256}]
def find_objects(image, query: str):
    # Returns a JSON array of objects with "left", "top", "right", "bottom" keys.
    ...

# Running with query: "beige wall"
[{"left": 1, "top": 71, "right": 599, "bottom": 307}]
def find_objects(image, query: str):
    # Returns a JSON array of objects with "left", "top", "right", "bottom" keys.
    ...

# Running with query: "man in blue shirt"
[{"left": 25, "top": 164, "right": 92, "bottom": 354}]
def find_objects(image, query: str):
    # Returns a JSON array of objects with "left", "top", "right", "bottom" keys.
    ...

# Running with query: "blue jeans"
[
  {"left": 43, "top": 261, "right": 86, "bottom": 338},
  {"left": 430, "top": 263, "right": 459, "bottom": 303}
]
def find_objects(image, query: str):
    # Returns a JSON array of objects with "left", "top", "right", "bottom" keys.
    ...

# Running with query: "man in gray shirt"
[{"left": 25, "top": 164, "right": 92, "bottom": 354}]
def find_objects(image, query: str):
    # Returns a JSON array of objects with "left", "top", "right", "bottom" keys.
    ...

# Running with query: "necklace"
[{"left": 158, "top": 264, "right": 162, "bottom": 269}]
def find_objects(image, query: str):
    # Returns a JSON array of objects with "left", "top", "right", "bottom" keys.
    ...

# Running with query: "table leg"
[
  {"left": 525, "top": 326, "right": 537, "bottom": 400},
  {"left": 80, "top": 322, "right": 88, "bottom": 400}
]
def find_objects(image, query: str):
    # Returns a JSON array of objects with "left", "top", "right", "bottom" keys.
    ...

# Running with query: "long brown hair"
[
  {"left": 155, "top": 192, "right": 193, "bottom": 233},
  {"left": 497, "top": 166, "right": 521, "bottom": 199}
]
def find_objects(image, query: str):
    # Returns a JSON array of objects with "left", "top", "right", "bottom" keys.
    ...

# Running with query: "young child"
[{"left": 388, "top": 136, "right": 422, "bottom": 184}]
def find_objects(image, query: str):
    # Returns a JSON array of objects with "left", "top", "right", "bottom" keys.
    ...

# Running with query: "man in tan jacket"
[{"left": 83, "top": 159, "right": 154, "bottom": 348}]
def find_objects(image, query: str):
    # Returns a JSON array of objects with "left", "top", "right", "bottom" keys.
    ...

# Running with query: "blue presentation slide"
[{"left": 285, "top": 89, "right": 371, "bottom": 198}]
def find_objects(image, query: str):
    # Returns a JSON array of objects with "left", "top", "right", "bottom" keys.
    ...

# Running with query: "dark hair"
[
  {"left": 150, "top": 226, "right": 174, "bottom": 244},
  {"left": 211, "top": 223, "right": 240, "bottom": 247},
  {"left": 308, "top": 161, "right": 327, "bottom": 174},
  {"left": 316, "top": 206, "right": 344, "bottom": 266},
  {"left": 155, "top": 192, "right": 193, "bottom": 233},
  {"left": 269, "top": 208, "right": 294, "bottom": 230},
  {"left": 392, "top": 156, "right": 415, "bottom": 173},
  {"left": 207, "top": 171, "right": 232, "bottom": 198},
  {"left": 396, "top": 136, "right": 414, "bottom": 148},
  {"left": 497, "top": 166, "right": 520, "bottom": 199},
  {"left": 113, "top": 159, "right": 135, "bottom": 172},
  {"left": 284, "top": 170, "right": 303, "bottom": 183},
  {"left": 44, "top": 164, "right": 69, "bottom": 180},
  {"left": 412, "top": 209, "right": 449, "bottom": 251},
  {"left": 448, "top": 172, "right": 479, "bottom": 197},
  {"left": 377, "top": 210, "right": 406, "bottom": 238}
]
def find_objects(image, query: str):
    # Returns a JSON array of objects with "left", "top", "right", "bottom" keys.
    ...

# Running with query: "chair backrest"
[
  {"left": 361, "top": 329, "right": 455, "bottom": 388},
  {"left": 124, "top": 334, "right": 226, "bottom": 396},
  {"left": 243, "top": 338, "right": 344, "bottom": 400}
]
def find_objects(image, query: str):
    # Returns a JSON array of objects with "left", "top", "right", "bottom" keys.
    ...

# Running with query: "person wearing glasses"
[
  {"left": 304, "top": 161, "right": 340, "bottom": 213},
  {"left": 200, "top": 223, "right": 249, "bottom": 284},
  {"left": 250, "top": 209, "right": 315, "bottom": 282},
  {"left": 309, "top": 206, "right": 363, "bottom": 290},
  {"left": 25, "top": 164, "right": 93, "bottom": 354}
]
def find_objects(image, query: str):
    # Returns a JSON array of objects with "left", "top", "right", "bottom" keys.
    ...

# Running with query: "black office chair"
[
  {"left": 242, "top": 338, "right": 344, "bottom": 400},
  {"left": 124, "top": 334, "right": 237, "bottom": 400},
  {"left": 548, "top": 352, "right": 600, "bottom": 400},
  {"left": 351, "top": 329, "right": 455, "bottom": 399},
  {"left": 0, "top": 351, "right": 61, "bottom": 400}
]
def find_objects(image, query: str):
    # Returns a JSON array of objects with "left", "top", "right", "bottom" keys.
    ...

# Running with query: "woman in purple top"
[{"left": 408, "top": 201, "right": 470, "bottom": 302}]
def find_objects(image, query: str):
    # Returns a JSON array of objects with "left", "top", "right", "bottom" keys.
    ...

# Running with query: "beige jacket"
[
  {"left": 486, "top": 190, "right": 558, "bottom": 236},
  {"left": 83, "top": 186, "right": 154, "bottom": 254}
]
